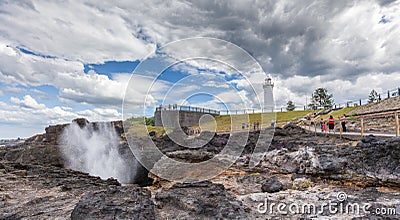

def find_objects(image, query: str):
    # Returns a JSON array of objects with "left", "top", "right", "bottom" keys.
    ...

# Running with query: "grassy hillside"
[
  {"left": 199, "top": 110, "right": 314, "bottom": 132},
  {"left": 124, "top": 117, "right": 168, "bottom": 137},
  {"left": 125, "top": 107, "right": 359, "bottom": 136},
  {"left": 316, "top": 106, "right": 359, "bottom": 120}
]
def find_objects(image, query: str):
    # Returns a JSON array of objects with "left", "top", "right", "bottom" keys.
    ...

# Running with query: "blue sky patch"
[
  {"left": 17, "top": 47, "right": 57, "bottom": 59},
  {"left": 84, "top": 61, "right": 140, "bottom": 78}
]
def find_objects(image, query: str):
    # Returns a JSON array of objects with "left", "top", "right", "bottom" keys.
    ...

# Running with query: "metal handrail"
[{"left": 155, "top": 104, "right": 220, "bottom": 115}]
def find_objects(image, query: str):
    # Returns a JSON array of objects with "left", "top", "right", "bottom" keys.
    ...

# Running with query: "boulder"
[{"left": 261, "top": 177, "right": 284, "bottom": 193}]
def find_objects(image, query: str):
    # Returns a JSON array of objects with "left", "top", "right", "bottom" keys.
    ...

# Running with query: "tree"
[
  {"left": 144, "top": 117, "right": 155, "bottom": 126},
  {"left": 368, "top": 89, "right": 380, "bottom": 103},
  {"left": 286, "top": 100, "right": 296, "bottom": 111},
  {"left": 308, "top": 88, "right": 333, "bottom": 110}
]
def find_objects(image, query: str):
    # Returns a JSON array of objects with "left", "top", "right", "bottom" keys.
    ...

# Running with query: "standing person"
[
  {"left": 328, "top": 115, "right": 335, "bottom": 134},
  {"left": 310, "top": 114, "right": 315, "bottom": 130},
  {"left": 340, "top": 114, "right": 347, "bottom": 132},
  {"left": 320, "top": 118, "right": 326, "bottom": 132}
]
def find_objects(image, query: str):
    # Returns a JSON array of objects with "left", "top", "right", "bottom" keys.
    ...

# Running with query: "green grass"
[
  {"left": 124, "top": 117, "right": 168, "bottom": 137},
  {"left": 315, "top": 106, "right": 359, "bottom": 120},
  {"left": 276, "top": 110, "right": 314, "bottom": 125},
  {"left": 125, "top": 124, "right": 169, "bottom": 137},
  {"left": 333, "top": 106, "right": 359, "bottom": 117}
]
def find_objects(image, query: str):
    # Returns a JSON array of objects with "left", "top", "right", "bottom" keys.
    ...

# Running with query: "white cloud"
[
  {"left": 10, "top": 95, "right": 46, "bottom": 109},
  {"left": 0, "top": 95, "right": 124, "bottom": 138},
  {"left": 273, "top": 72, "right": 400, "bottom": 108},
  {"left": 0, "top": 42, "right": 171, "bottom": 109},
  {"left": 3, "top": 86, "right": 27, "bottom": 94},
  {"left": 93, "top": 108, "right": 120, "bottom": 117},
  {"left": 80, "top": 0, "right": 400, "bottom": 80},
  {"left": 203, "top": 81, "right": 230, "bottom": 89},
  {"left": 2, "top": 0, "right": 399, "bottom": 79},
  {"left": 0, "top": 1, "right": 156, "bottom": 63}
]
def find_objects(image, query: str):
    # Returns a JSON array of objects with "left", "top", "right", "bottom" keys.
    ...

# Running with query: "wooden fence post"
[
  {"left": 395, "top": 112, "right": 399, "bottom": 137},
  {"left": 314, "top": 124, "right": 317, "bottom": 136},
  {"left": 361, "top": 117, "right": 364, "bottom": 137}
]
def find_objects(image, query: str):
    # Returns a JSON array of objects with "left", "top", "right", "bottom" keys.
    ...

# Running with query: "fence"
[
  {"left": 218, "top": 106, "right": 312, "bottom": 115},
  {"left": 274, "top": 87, "right": 400, "bottom": 111},
  {"left": 325, "top": 87, "right": 400, "bottom": 109},
  {"left": 155, "top": 104, "right": 220, "bottom": 115},
  {"left": 302, "top": 110, "right": 400, "bottom": 138}
]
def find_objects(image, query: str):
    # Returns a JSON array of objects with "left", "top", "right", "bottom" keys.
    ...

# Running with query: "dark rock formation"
[
  {"left": 71, "top": 186, "right": 155, "bottom": 219},
  {"left": 72, "top": 118, "right": 89, "bottom": 128},
  {"left": 261, "top": 177, "right": 284, "bottom": 193},
  {"left": 155, "top": 181, "right": 248, "bottom": 219},
  {"left": 1, "top": 161, "right": 155, "bottom": 219},
  {"left": 24, "top": 133, "right": 45, "bottom": 143},
  {"left": 0, "top": 144, "right": 63, "bottom": 167},
  {"left": 44, "top": 123, "right": 68, "bottom": 145}
]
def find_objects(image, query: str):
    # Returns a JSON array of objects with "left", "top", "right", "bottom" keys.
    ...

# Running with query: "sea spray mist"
[{"left": 60, "top": 121, "right": 136, "bottom": 183}]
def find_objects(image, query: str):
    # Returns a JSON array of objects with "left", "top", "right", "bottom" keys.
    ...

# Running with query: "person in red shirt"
[{"left": 328, "top": 115, "right": 335, "bottom": 134}]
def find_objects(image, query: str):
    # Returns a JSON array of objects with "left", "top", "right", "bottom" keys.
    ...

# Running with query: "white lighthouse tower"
[{"left": 263, "top": 76, "right": 274, "bottom": 112}]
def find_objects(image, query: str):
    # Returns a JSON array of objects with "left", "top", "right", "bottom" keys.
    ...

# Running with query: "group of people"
[
  {"left": 310, "top": 114, "right": 347, "bottom": 133},
  {"left": 241, "top": 122, "right": 261, "bottom": 131},
  {"left": 186, "top": 127, "right": 201, "bottom": 136}
]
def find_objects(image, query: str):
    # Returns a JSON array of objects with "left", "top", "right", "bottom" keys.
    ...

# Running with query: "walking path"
[{"left": 303, "top": 125, "right": 396, "bottom": 138}]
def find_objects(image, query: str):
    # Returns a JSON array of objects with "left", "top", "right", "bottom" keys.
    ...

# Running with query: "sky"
[{"left": 1, "top": 0, "right": 400, "bottom": 138}]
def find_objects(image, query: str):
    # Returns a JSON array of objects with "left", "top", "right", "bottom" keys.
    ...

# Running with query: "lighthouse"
[{"left": 263, "top": 76, "right": 274, "bottom": 112}]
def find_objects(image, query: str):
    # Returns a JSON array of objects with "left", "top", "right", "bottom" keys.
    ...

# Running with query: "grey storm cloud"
[
  {"left": 82, "top": 0, "right": 399, "bottom": 81},
  {"left": 2, "top": 0, "right": 399, "bottom": 80}
]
